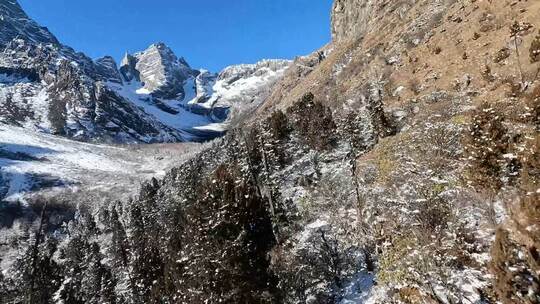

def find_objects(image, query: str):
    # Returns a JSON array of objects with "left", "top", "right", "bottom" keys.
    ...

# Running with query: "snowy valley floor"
[{"left": 0, "top": 123, "right": 207, "bottom": 203}]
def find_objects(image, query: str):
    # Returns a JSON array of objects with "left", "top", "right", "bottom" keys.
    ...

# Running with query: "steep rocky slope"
[
  {"left": 95, "top": 56, "right": 123, "bottom": 84},
  {"left": 0, "top": 0, "right": 58, "bottom": 46},
  {"left": 1, "top": 0, "right": 539, "bottom": 303},
  {"left": 254, "top": 0, "right": 540, "bottom": 302}
]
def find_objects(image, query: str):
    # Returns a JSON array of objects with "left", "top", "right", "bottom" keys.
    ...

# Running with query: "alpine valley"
[
  {"left": 0, "top": 0, "right": 289, "bottom": 202},
  {"left": 1, "top": 0, "right": 539, "bottom": 303}
]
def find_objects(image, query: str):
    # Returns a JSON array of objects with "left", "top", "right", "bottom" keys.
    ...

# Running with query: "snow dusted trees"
[
  {"left": 0, "top": 130, "right": 282, "bottom": 303},
  {"left": 178, "top": 163, "right": 277, "bottom": 302},
  {"left": 4, "top": 201, "right": 61, "bottom": 304},
  {"left": 126, "top": 197, "right": 163, "bottom": 302},
  {"left": 268, "top": 110, "right": 291, "bottom": 141},
  {"left": 5, "top": 72, "right": 537, "bottom": 303},
  {"left": 52, "top": 209, "right": 116, "bottom": 304}
]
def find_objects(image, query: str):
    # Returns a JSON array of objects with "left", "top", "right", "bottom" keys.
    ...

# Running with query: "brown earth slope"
[{"left": 251, "top": 0, "right": 539, "bottom": 302}]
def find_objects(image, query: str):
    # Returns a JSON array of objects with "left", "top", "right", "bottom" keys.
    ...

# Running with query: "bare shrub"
[
  {"left": 464, "top": 103, "right": 515, "bottom": 191},
  {"left": 502, "top": 75, "right": 524, "bottom": 97},
  {"left": 288, "top": 93, "right": 337, "bottom": 150},
  {"left": 267, "top": 110, "right": 290, "bottom": 140},
  {"left": 271, "top": 227, "right": 359, "bottom": 303},
  {"left": 413, "top": 123, "right": 462, "bottom": 175},
  {"left": 493, "top": 47, "right": 511, "bottom": 63},
  {"left": 525, "top": 84, "right": 540, "bottom": 127},
  {"left": 481, "top": 64, "right": 496, "bottom": 83}
]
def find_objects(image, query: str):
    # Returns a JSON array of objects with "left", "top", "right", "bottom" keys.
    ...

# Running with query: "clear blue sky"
[{"left": 18, "top": 0, "right": 333, "bottom": 72}]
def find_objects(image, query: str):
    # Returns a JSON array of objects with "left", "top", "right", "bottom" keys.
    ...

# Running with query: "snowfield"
[
  {"left": 0, "top": 123, "right": 206, "bottom": 203},
  {"left": 107, "top": 80, "right": 220, "bottom": 138}
]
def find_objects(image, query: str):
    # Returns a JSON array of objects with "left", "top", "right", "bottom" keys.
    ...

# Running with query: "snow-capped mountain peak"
[
  {"left": 111, "top": 43, "right": 291, "bottom": 140},
  {"left": 192, "top": 59, "right": 291, "bottom": 119},
  {"left": 120, "top": 42, "right": 198, "bottom": 100}
]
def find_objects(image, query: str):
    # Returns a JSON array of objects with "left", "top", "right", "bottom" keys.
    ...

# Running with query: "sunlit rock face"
[
  {"left": 331, "top": 0, "right": 378, "bottom": 42},
  {"left": 121, "top": 43, "right": 199, "bottom": 100}
]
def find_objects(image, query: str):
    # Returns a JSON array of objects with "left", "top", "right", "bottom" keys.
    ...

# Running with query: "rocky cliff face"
[
  {"left": 95, "top": 56, "right": 123, "bottom": 84},
  {"left": 331, "top": 0, "right": 377, "bottom": 42},
  {"left": 119, "top": 52, "right": 139, "bottom": 82}
]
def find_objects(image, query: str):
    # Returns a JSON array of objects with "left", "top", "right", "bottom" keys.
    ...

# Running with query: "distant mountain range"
[{"left": 0, "top": 0, "right": 290, "bottom": 143}]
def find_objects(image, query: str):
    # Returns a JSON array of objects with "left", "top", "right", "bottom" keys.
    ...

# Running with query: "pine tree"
[
  {"left": 0, "top": 257, "right": 15, "bottom": 303},
  {"left": 127, "top": 202, "right": 163, "bottom": 302},
  {"left": 15, "top": 237, "right": 60, "bottom": 304},
  {"left": 54, "top": 213, "right": 99, "bottom": 304},
  {"left": 80, "top": 243, "right": 107, "bottom": 304},
  {"left": 108, "top": 205, "right": 129, "bottom": 268},
  {"left": 10, "top": 202, "right": 61, "bottom": 304},
  {"left": 107, "top": 204, "right": 140, "bottom": 303},
  {"left": 99, "top": 266, "right": 117, "bottom": 304}
]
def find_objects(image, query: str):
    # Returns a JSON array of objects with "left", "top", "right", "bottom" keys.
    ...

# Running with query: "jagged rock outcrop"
[
  {"left": 95, "top": 56, "right": 123, "bottom": 84},
  {"left": 121, "top": 43, "right": 198, "bottom": 100},
  {"left": 190, "top": 69, "right": 216, "bottom": 104},
  {"left": 119, "top": 52, "right": 139, "bottom": 82}
]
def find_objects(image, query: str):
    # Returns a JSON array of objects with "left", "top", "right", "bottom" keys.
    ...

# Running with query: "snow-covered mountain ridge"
[
  {"left": 0, "top": 0, "right": 58, "bottom": 46},
  {"left": 0, "top": 1, "right": 290, "bottom": 143},
  {"left": 114, "top": 43, "right": 290, "bottom": 140}
]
